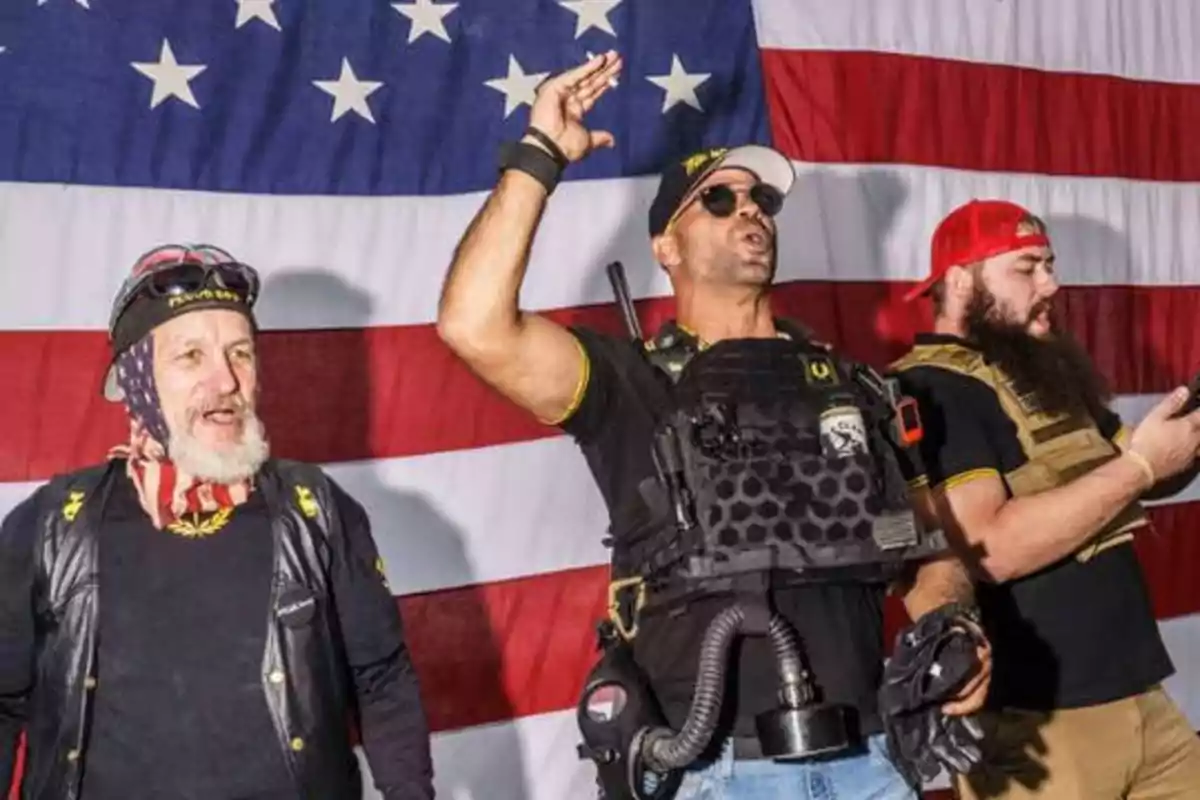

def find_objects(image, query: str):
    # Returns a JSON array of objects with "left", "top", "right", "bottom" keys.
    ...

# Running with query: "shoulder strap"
[
  {"left": 642, "top": 320, "right": 700, "bottom": 384},
  {"left": 643, "top": 316, "right": 831, "bottom": 385},
  {"left": 774, "top": 316, "right": 824, "bottom": 348},
  {"left": 890, "top": 341, "right": 999, "bottom": 392}
]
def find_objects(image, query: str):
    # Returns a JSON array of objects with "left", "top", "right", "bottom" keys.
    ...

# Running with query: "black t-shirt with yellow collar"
[
  {"left": 556, "top": 321, "right": 926, "bottom": 741},
  {"left": 894, "top": 333, "right": 1172, "bottom": 711}
]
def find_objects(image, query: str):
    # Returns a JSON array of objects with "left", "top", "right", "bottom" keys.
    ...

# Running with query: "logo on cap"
[{"left": 682, "top": 148, "right": 727, "bottom": 176}]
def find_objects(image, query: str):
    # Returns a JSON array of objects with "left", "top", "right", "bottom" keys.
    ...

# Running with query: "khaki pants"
[{"left": 954, "top": 686, "right": 1200, "bottom": 799}]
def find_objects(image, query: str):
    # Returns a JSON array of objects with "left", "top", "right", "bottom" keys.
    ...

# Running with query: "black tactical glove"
[
  {"left": 878, "top": 602, "right": 988, "bottom": 789},
  {"left": 883, "top": 695, "right": 986, "bottom": 788}
]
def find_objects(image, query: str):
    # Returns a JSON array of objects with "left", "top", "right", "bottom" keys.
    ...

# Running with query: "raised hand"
[{"left": 524, "top": 50, "right": 624, "bottom": 163}]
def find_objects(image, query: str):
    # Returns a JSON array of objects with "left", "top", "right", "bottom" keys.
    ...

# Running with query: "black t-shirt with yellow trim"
[
  {"left": 895, "top": 333, "right": 1173, "bottom": 711},
  {"left": 557, "top": 324, "right": 926, "bottom": 740}
]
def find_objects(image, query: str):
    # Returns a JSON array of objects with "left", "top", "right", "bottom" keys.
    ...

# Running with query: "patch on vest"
[
  {"left": 294, "top": 485, "right": 320, "bottom": 519},
  {"left": 871, "top": 511, "right": 920, "bottom": 550},
  {"left": 62, "top": 490, "right": 85, "bottom": 522},
  {"left": 802, "top": 354, "right": 839, "bottom": 386},
  {"left": 276, "top": 584, "right": 317, "bottom": 628},
  {"left": 1004, "top": 378, "right": 1054, "bottom": 418},
  {"left": 819, "top": 406, "right": 869, "bottom": 458},
  {"left": 166, "top": 507, "right": 234, "bottom": 538}
]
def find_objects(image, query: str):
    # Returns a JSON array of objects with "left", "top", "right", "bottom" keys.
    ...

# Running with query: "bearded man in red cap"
[
  {"left": 0, "top": 244, "right": 434, "bottom": 800},
  {"left": 891, "top": 200, "right": 1200, "bottom": 797}
]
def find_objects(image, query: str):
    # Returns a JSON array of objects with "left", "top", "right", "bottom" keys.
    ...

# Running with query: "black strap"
[
  {"left": 523, "top": 125, "right": 569, "bottom": 168},
  {"left": 498, "top": 140, "right": 563, "bottom": 195}
]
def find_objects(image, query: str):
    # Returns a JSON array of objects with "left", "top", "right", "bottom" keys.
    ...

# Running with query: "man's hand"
[
  {"left": 941, "top": 619, "right": 992, "bottom": 717},
  {"left": 1126, "top": 386, "right": 1200, "bottom": 486},
  {"left": 879, "top": 603, "right": 990, "bottom": 786},
  {"left": 436, "top": 52, "right": 625, "bottom": 426},
  {"left": 524, "top": 50, "right": 623, "bottom": 162}
]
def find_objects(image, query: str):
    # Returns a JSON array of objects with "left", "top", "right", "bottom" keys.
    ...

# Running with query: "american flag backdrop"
[{"left": 4, "top": 1, "right": 1200, "bottom": 798}]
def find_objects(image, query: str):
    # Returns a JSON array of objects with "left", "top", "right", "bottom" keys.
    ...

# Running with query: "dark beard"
[{"left": 964, "top": 289, "right": 1113, "bottom": 422}]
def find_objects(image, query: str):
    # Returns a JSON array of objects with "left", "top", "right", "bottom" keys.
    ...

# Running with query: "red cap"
[{"left": 904, "top": 199, "right": 1050, "bottom": 302}]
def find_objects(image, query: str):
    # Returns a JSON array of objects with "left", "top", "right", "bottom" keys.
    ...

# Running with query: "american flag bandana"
[
  {"left": 107, "top": 334, "right": 253, "bottom": 530},
  {"left": 108, "top": 419, "right": 254, "bottom": 530},
  {"left": 113, "top": 336, "right": 169, "bottom": 446}
]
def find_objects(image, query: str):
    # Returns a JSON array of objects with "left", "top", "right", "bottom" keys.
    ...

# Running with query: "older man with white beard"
[{"left": 0, "top": 244, "right": 434, "bottom": 800}]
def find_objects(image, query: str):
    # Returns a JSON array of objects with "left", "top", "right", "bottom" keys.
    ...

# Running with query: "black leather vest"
[
  {"left": 17, "top": 459, "right": 362, "bottom": 800},
  {"left": 615, "top": 321, "right": 947, "bottom": 602}
]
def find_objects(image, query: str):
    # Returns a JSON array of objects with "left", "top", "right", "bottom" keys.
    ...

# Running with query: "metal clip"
[{"left": 606, "top": 577, "right": 647, "bottom": 641}]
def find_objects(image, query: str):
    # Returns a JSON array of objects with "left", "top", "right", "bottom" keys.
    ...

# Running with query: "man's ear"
[
  {"left": 652, "top": 232, "right": 681, "bottom": 273},
  {"left": 945, "top": 263, "right": 975, "bottom": 303}
]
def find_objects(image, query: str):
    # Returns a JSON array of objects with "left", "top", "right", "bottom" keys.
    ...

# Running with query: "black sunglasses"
[
  {"left": 142, "top": 261, "right": 258, "bottom": 298},
  {"left": 110, "top": 261, "right": 260, "bottom": 331},
  {"left": 695, "top": 183, "right": 784, "bottom": 219}
]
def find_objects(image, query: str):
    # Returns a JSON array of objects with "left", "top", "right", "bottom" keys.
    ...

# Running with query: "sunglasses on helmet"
[{"left": 108, "top": 244, "right": 260, "bottom": 334}]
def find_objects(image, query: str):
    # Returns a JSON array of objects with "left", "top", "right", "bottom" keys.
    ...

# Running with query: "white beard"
[{"left": 168, "top": 411, "right": 270, "bottom": 482}]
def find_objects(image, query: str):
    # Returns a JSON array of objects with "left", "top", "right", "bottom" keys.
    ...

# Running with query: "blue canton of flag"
[{"left": 0, "top": 0, "right": 772, "bottom": 195}]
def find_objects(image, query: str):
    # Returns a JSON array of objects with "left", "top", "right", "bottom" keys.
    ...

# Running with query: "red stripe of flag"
[
  {"left": 2, "top": 282, "right": 1198, "bottom": 483},
  {"left": 761, "top": 48, "right": 1200, "bottom": 181}
]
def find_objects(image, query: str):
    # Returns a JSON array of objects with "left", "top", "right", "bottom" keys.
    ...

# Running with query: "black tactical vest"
[
  {"left": 615, "top": 321, "right": 947, "bottom": 605},
  {"left": 15, "top": 459, "right": 363, "bottom": 800}
]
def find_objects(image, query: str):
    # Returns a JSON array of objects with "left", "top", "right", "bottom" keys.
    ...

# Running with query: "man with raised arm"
[{"left": 439, "top": 53, "right": 991, "bottom": 798}]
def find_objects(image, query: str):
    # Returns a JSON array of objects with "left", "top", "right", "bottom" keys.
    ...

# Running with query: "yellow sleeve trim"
[
  {"left": 937, "top": 467, "right": 1000, "bottom": 492},
  {"left": 1113, "top": 425, "right": 1131, "bottom": 450},
  {"left": 542, "top": 334, "right": 592, "bottom": 427},
  {"left": 906, "top": 475, "right": 930, "bottom": 489}
]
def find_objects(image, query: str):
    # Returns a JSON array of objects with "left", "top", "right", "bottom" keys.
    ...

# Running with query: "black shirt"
[
  {"left": 895, "top": 333, "right": 1173, "bottom": 711},
  {"left": 0, "top": 466, "right": 433, "bottom": 800},
  {"left": 82, "top": 478, "right": 292, "bottom": 800},
  {"left": 560, "top": 326, "right": 915, "bottom": 738}
]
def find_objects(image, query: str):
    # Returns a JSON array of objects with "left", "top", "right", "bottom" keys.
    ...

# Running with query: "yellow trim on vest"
[
  {"left": 940, "top": 468, "right": 1000, "bottom": 492},
  {"left": 906, "top": 475, "right": 930, "bottom": 489},
  {"left": 543, "top": 335, "right": 592, "bottom": 427}
]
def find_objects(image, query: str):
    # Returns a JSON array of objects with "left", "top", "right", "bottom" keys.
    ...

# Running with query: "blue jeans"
[{"left": 672, "top": 733, "right": 917, "bottom": 799}]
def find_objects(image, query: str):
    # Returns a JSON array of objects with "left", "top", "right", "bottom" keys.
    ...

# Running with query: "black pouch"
[{"left": 576, "top": 624, "right": 682, "bottom": 799}]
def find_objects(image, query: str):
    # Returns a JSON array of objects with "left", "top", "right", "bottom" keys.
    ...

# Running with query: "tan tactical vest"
[{"left": 891, "top": 342, "right": 1149, "bottom": 562}]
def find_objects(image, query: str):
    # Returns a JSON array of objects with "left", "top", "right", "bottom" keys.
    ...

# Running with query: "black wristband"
[
  {"left": 523, "top": 126, "right": 569, "bottom": 168},
  {"left": 498, "top": 140, "right": 563, "bottom": 195}
]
